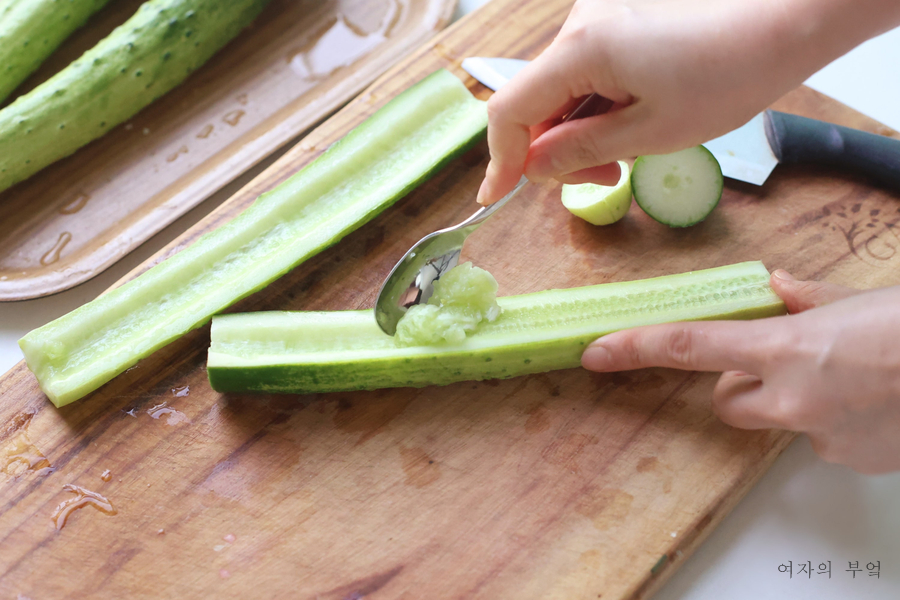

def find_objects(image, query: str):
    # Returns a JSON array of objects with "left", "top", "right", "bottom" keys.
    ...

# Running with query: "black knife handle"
[{"left": 764, "top": 110, "right": 900, "bottom": 190}]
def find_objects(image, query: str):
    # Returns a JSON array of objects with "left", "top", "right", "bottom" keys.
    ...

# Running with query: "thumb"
[{"left": 770, "top": 270, "right": 861, "bottom": 314}]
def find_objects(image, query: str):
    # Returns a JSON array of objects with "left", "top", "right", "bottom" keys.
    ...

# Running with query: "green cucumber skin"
[
  {"left": 207, "top": 262, "right": 787, "bottom": 395},
  {"left": 0, "top": 0, "right": 271, "bottom": 192},
  {"left": 0, "top": 0, "right": 113, "bottom": 104},
  {"left": 19, "top": 69, "right": 488, "bottom": 407}
]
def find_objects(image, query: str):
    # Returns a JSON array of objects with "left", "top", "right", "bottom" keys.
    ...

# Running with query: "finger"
[
  {"left": 769, "top": 270, "right": 862, "bottom": 314},
  {"left": 530, "top": 98, "right": 631, "bottom": 143},
  {"left": 555, "top": 162, "right": 622, "bottom": 186},
  {"left": 711, "top": 371, "right": 787, "bottom": 430},
  {"left": 529, "top": 96, "right": 589, "bottom": 142},
  {"left": 581, "top": 320, "right": 779, "bottom": 374},
  {"left": 477, "top": 48, "right": 630, "bottom": 205},
  {"left": 524, "top": 105, "right": 651, "bottom": 181}
]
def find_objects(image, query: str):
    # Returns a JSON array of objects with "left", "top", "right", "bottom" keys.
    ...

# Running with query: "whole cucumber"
[
  {"left": 0, "top": 0, "right": 272, "bottom": 193},
  {"left": 0, "top": 0, "right": 113, "bottom": 104}
]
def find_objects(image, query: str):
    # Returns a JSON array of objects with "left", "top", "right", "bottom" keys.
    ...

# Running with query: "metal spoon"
[{"left": 374, "top": 93, "right": 613, "bottom": 335}]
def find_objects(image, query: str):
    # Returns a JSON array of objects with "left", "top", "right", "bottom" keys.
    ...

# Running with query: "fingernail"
[
  {"left": 772, "top": 270, "right": 794, "bottom": 281},
  {"left": 476, "top": 178, "right": 492, "bottom": 206},
  {"left": 581, "top": 343, "right": 613, "bottom": 371},
  {"left": 526, "top": 153, "right": 554, "bottom": 182}
]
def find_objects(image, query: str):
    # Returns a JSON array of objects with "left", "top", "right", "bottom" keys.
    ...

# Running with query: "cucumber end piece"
[{"left": 561, "top": 161, "right": 632, "bottom": 226}]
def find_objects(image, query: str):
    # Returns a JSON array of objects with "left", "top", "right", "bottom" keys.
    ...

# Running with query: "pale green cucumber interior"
[
  {"left": 20, "top": 69, "right": 487, "bottom": 407},
  {"left": 395, "top": 262, "right": 501, "bottom": 345},
  {"left": 632, "top": 146, "right": 723, "bottom": 227},
  {"left": 561, "top": 161, "right": 633, "bottom": 226},
  {"left": 561, "top": 160, "right": 630, "bottom": 209},
  {"left": 209, "top": 262, "right": 784, "bottom": 374}
]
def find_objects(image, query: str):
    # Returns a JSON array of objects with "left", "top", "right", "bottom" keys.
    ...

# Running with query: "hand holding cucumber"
[
  {"left": 582, "top": 273, "right": 900, "bottom": 475},
  {"left": 477, "top": 0, "right": 900, "bottom": 204},
  {"left": 477, "top": 0, "right": 900, "bottom": 473}
]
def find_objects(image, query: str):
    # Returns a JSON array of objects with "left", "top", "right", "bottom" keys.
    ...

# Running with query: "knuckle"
[
  {"left": 769, "top": 390, "right": 808, "bottom": 429},
  {"left": 617, "top": 333, "right": 644, "bottom": 368},
  {"left": 809, "top": 434, "right": 844, "bottom": 465},
  {"left": 710, "top": 394, "right": 732, "bottom": 423},
  {"left": 485, "top": 93, "right": 508, "bottom": 123},
  {"left": 558, "top": 20, "right": 590, "bottom": 46},
  {"left": 566, "top": 132, "right": 606, "bottom": 172},
  {"left": 663, "top": 328, "right": 695, "bottom": 367}
]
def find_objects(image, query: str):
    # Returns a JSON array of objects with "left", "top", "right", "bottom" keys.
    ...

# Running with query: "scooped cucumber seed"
[{"left": 395, "top": 262, "right": 501, "bottom": 346}]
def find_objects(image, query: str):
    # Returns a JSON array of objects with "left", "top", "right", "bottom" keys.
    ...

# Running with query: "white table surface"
[{"left": 2, "top": 2, "right": 898, "bottom": 598}]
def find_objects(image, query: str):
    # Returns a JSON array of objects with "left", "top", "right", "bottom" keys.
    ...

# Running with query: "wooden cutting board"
[
  {"left": 0, "top": 0, "right": 456, "bottom": 301},
  {"left": 2, "top": 0, "right": 899, "bottom": 598}
]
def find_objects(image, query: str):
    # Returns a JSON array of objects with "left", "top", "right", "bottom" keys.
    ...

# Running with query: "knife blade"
[{"left": 461, "top": 57, "right": 900, "bottom": 190}]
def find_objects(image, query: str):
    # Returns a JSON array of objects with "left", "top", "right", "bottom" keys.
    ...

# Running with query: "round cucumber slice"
[
  {"left": 631, "top": 146, "right": 723, "bottom": 228},
  {"left": 561, "top": 161, "right": 632, "bottom": 225}
]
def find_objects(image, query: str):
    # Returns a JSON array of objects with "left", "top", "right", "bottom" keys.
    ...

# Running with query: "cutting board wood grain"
[
  {"left": 0, "top": 0, "right": 456, "bottom": 301},
  {"left": 2, "top": 0, "right": 900, "bottom": 598}
]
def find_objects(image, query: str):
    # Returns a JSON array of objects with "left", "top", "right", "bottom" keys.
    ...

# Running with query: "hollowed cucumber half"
[
  {"left": 208, "top": 261, "right": 786, "bottom": 395},
  {"left": 561, "top": 160, "right": 632, "bottom": 226}
]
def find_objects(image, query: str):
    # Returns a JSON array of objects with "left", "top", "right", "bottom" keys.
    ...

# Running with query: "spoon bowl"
[{"left": 374, "top": 93, "right": 611, "bottom": 335}]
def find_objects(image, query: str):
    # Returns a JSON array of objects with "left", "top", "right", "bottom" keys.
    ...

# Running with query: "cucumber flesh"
[
  {"left": 561, "top": 160, "right": 632, "bottom": 225},
  {"left": 207, "top": 262, "right": 786, "bottom": 394},
  {"left": 0, "top": 0, "right": 272, "bottom": 193},
  {"left": 631, "top": 146, "right": 723, "bottom": 228},
  {"left": 395, "top": 262, "right": 501, "bottom": 346},
  {"left": 19, "top": 69, "right": 488, "bottom": 407},
  {"left": 0, "top": 0, "right": 113, "bottom": 104}
]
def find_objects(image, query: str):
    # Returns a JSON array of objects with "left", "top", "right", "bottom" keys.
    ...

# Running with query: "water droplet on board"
[
  {"left": 51, "top": 484, "right": 117, "bottom": 530},
  {"left": 59, "top": 192, "right": 89, "bottom": 214},
  {"left": 236, "top": 93, "right": 248, "bottom": 105},
  {"left": 2, "top": 429, "right": 51, "bottom": 478},
  {"left": 147, "top": 401, "right": 190, "bottom": 425},
  {"left": 166, "top": 145, "right": 188, "bottom": 162},
  {"left": 171, "top": 385, "right": 189, "bottom": 397},
  {"left": 223, "top": 533, "right": 236, "bottom": 544},
  {"left": 100, "top": 469, "right": 112, "bottom": 482},
  {"left": 196, "top": 124, "right": 214, "bottom": 139},
  {"left": 222, "top": 110, "right": 245, "bottom": 127},
  {"left": 40, "top": 232, "right": 72, "bottom": 266},
  {"left": 219, "top": 569, "right": 231, "bottom": 579}
]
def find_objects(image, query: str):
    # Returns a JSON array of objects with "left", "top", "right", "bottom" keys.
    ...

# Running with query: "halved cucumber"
[
  {"left": 208, "top": 261, "right": 786, "bottom": 394},
  {"left": 561, "top": 161, "right": 632, "bottom": 225},
  {"left": 19, "top": 69, "right": 487, "bottom": 407},
  {"left": 0, "top": 0, "right": 272, "bottom": 193},
  {"left": 631, "top": 146, "right": 723, "bottom": 227}
]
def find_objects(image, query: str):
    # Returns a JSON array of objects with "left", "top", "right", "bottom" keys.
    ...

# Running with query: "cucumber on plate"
[
  {"left": 0, "top": 0, "right": 113, "bottom": 104},
  {"left": 631, "top": 145, "right": 723, "bottom": 227},
  {"left": 0, "top": 0, "right": 272, "bottom": 193}
]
